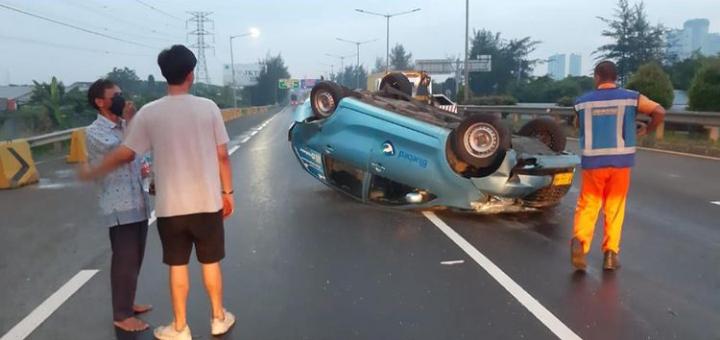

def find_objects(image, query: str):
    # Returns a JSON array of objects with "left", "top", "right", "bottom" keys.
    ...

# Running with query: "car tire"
[
  {"left": 310, "top": 81, "right": 345, "bottom": 119},
  {"left": 452, "top": 114, "right": 510, "bottom": 168},
  {"left": 517, "top": 118, "right": 567, "bottom": 152},
  {"left": 379, "top": 72, "right": 413, "bottom": 100}
]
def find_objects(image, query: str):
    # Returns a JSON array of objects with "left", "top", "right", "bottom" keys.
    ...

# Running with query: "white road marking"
[
  {"left": 1, "top": 270, "right": 99, "bottom": 340},
  {"left": 440, "top": 260, "right": 465, "bottom": 266},
  {"left": 422, "top": 211, "right": 582, "bottom": 340},
  {"left": 3, "top": 111, "right": 281, "bottom": 339},
  {"left": 148, "top": 210, "right": 157, "bottom": 226},
  {"left": 711, "top": 201, "right": 720, "bottom": 206},
  {"left": 239, "top": 137, "right": 251, "bottom": 144}
]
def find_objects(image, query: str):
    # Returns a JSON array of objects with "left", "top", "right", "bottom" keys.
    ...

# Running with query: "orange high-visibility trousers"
[{"left": 572, "top": 167, "right": 631, "bottom": 254}]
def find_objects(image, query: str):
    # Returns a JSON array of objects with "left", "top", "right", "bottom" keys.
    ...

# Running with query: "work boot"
[
  {"left": 570, "top": 238, "right": 586, "bottom": 271},
  {"left": 603, "top": 250, "right": 621, "bottom": 270}
]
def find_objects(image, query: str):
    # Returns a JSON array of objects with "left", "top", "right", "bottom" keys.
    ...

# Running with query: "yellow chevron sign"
[{"left": 0, "top": 139, "right": 39, "bottom": 189}]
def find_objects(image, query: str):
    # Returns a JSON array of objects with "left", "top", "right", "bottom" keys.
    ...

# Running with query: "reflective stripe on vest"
[{"left": 574, "top": 89, "right": 638, "bottom": 168}]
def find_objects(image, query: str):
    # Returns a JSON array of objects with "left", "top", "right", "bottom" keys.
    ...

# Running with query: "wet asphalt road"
[{"left": 0, "top": 106, "right": 719, "bottom": 340}]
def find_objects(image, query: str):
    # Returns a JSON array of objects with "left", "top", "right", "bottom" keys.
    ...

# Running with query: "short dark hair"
[
  {"left": 157, "top": 45, "right": 197, "bottom": 85},
  {"left": 87, "top": 79, "right": 116, "bottom": 110},
  {"left": 594, "top": 61, "right": 618, "bottom": 82}
]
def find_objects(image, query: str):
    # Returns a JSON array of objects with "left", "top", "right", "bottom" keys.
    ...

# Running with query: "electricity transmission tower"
[{"left": 187, "top": 11, "right": 214, "bottom": 84}]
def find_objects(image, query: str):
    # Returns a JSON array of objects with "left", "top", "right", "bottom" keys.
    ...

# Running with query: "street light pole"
[
  {"left": 463, "top": 0, "right": 470, "bottom": 103},
  {"left": 326, "top": 53, "right": 356, "bottom": 71},
  {"left": 386, "top": 16, "right": 390, "bottom": 72},
  {"left": 229, "top": 36, "right": 237, "bottom": 107},
  {"left": 337, "top": 37, "right": 377, "bottom": 88},
  {"left": 229, "top": 28, "right": 260, "bottom": 107},
  {"left": 355, "top": 8, "right": 421, "bottom": 73}
]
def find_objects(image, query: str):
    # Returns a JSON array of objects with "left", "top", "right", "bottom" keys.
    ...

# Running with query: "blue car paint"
[{"left": 290, "top": 97, "right": 580, "bottom": 211}]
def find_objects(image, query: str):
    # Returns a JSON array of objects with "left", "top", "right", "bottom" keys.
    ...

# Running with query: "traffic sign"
[
  {"left": 279, "top": 79, "right": 300, "bottom": 90},
  {"left": 416, "top": 55, "right": 492, "bottom": 74},
  {"left": 468, "top": 55, "right": 492, "bottom": 72},
  {"left": 416, "top": 59, "right": 457, "bottom": 74}
]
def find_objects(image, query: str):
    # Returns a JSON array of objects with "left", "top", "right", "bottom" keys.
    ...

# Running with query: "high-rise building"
[
  {"left": 667, "top": 19, "right": 718, "bottom": 60},
  {"left": 547, "top": 54, "right": 566, "bottom": 80},
  {"left": 569, "top": 54, "right": 582, "bottom": 77},
  {"left": 685, "top": 19, "right": 710, "bottom": 53},
  {"left": 705, "top": 33, "right": 720, "bottom": 56}
]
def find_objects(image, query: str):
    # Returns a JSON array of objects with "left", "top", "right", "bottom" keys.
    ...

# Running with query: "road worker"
[{"left": 571, "top": 60, "right": 665, "bottom": 271}]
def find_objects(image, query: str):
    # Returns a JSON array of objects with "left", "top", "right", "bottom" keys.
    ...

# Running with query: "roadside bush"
[
  {"left": 556, "top": 96, "right": 575, "bottom": 107},
  {"left": 688, "top": 59, "right": 720, "bottom": 111},
  {"left": 626, "top": 62, "right": 674, "bottom": 109},
  {"left": 465, "top": 95, "right": 517, "bottom": 106}
]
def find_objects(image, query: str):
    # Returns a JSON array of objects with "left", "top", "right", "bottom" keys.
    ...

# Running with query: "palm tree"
[{"left": 30, "top": 77, "right": 71, "bottom": 129}]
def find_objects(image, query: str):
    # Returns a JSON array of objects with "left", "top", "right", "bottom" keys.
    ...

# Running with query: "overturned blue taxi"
[{"left": 288, "top": 75, "right": 580, "bottom": 213}]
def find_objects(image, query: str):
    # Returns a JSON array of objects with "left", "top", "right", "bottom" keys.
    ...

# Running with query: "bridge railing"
[{"left": 458, "top": 105, "right": 720, "bottom": 142}]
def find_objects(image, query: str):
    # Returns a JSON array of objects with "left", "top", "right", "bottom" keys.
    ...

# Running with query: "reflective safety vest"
[{"left": 574, "top": 88, "right": 639, "bottom": 169}]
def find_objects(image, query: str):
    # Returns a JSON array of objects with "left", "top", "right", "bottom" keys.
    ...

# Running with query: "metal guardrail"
[
  {"left": 26, "top": 127, "right": 82, "bottom": 148},
  {"left": 18, "top": 104, "right": 720, "bottom": 147},
  {"left": 20, "top": 106, "right": 277, "bottom": 148},
  {"left": 459, "top": 105, "right": 720, "bottom": 125}
]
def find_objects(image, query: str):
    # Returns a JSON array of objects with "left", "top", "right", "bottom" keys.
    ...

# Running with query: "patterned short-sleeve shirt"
[{"left": 86, "top": 115, "right": 151, "bottom": 227}]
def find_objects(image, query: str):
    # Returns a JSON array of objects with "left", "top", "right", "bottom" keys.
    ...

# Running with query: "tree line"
[
  {"left": 345, "top": 0, "right": 719, "bottom": 111},
  {"left": 8, "top": 53, "right": 292, "bottom": 132}
]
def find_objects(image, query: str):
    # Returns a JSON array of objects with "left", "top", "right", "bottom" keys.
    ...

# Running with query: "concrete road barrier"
[
  {"left": 221, "top": 105, "right": 274, "bottom": 122},
  {"left": 66, "top": 129, "right": 87, "bottom": 164},
  {"left": 0, "top": 139, "right": 39, "bottom": 189}
]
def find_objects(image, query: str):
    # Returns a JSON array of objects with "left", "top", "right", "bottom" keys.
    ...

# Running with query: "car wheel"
[
  {"left": 379, "top": 72, "right": 413, "bottom": 100},
  {"left": 517, "top": 118, "right": 567, "bottom": 152},
  {"left": 453, "top": 114, "right": 510, "bottom": 168},
  {"left": 310, "top": 81, "right": 345, "bottom": 119}
]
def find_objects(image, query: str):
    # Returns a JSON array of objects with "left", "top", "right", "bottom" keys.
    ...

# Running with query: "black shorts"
[{"left": 157, "top": 209, "right": 225, "bottom": 265}]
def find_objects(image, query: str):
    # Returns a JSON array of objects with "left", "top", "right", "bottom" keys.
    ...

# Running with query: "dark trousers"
[{"left": 108, "top": 220, "right": 148, "bottom": 321}]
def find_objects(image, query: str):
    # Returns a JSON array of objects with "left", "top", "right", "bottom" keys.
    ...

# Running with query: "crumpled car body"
[{"left": 288, "top": 94, "right": 580, "bottom": 213}]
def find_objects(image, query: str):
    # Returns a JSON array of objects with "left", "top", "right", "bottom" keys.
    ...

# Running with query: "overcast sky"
[{"left": 1, "top": 0, "right": 719, "bottom": 86}]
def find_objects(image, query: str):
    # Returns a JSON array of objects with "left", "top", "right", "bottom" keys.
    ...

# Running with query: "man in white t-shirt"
[{"left": 79, "top": 45, "right": 235, "bottom": 340}]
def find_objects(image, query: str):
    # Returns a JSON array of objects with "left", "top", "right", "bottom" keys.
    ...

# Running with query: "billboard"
[
  {"left": 223, "top": 63, "right": 262, "bottom": 87},
  {"left": 301, "top": 79, "right": 320, "bottom": 89}
]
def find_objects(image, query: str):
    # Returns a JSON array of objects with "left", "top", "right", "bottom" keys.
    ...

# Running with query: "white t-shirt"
[{"left": 124, "top": 94, "right": 230, "bottom": 217}]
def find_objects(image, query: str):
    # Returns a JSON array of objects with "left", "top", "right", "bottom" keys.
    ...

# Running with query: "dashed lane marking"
[
  {"left": 423, "top": 211, "right": 582, "bottom": 340},
  {"left": 711, "top": 201, "right": 720, "bottom": 206},
  {"left": 0, "top": 270, "right": 99, "bottom": 340},
  {"left": 2, "top": 114, "right": 277, "bottom": 339}
]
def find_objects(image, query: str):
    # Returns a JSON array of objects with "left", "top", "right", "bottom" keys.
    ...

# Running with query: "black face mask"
[{"left": 110, "top": 93, "right": 126, "bottom": 117}]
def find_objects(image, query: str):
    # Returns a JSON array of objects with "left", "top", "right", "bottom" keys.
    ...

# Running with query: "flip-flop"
[
  {"left": 133, "top": 304, "right": 153, "bottom": 314},
  {"left": 113, "top": 318, "right": 149, "bottom": 332}
]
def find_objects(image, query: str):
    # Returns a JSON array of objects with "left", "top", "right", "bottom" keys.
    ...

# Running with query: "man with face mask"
[{"left": 85, "top": 79, "right": 152, "bottom": 332}]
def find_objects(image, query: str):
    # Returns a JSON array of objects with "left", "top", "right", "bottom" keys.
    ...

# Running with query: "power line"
[
  {"left": 0, "top": 2, "right": 156, "bottom": 49},
  {"left": 0, "top": 34, "right": 154, "bottom": 57},
  {"left": 65, "top": 0, "right": 184, "bottom": 41},
  {"left": 134, "top": 0, "right": 183, "bottom": 22}
]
